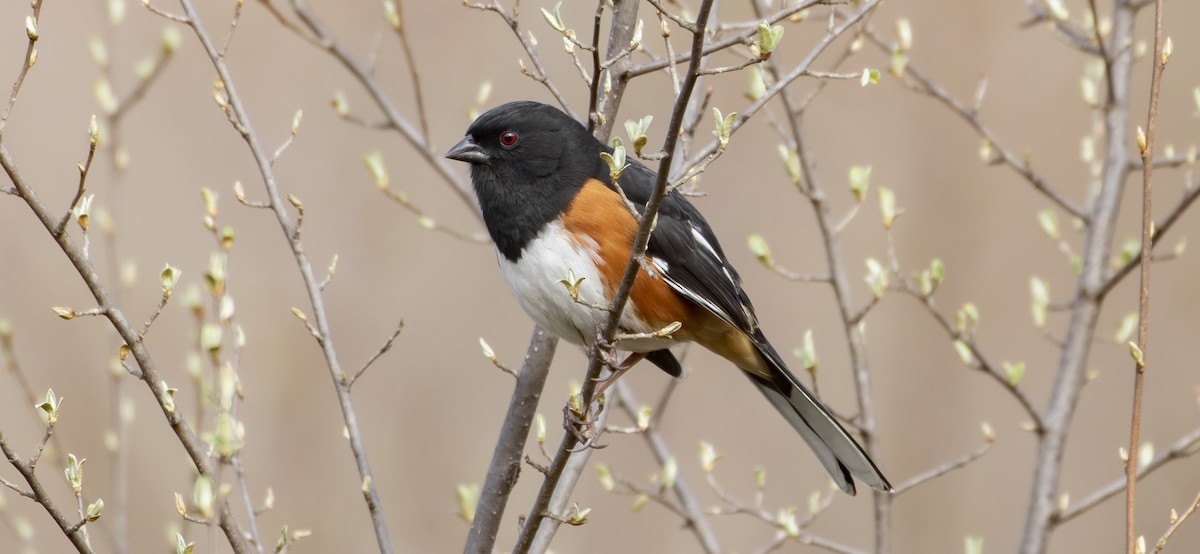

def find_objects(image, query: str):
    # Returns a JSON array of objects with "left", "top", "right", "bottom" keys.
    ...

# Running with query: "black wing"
[{"left": 615, "top": 160, "right": 760, "bottom": 335}]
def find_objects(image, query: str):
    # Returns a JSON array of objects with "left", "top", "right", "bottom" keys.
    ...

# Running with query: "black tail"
[{"left": 744, "top": 339, "right": 892, "bottom": 495}]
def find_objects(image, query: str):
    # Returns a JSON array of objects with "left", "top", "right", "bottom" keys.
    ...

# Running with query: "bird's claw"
[{"left": 562, "top": 403, "right": 606, "bottom": 451}]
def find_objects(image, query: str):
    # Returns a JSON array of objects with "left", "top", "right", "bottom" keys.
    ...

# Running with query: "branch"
[
  {"left": 1155, "top": 490, "right": 1200, "bottom": 552},
  {"left": 464, "top": 327, "right": 558, "bottom": 553},
  {"left": 891, "top": 440, "right": 992, "bottom": 496},
  {"left": 0, "top": 429, "right": 94, "bottom": 553},
  {"left": 385, "top": 0, "right": 430, "bottom": 141},
  {"left": 1056, "top": 424, "right": 1200, "bottom": 524},
  {"left": 1019, "top": 0, "right": 1102, "bottom": 55},
  {"left": 0, "top": 0, "right": 43, "bottom": 139},
  {"left": 461, "top": 0, "right": 577, "bottom": 119},
  {"left": 703, "top": 470, "right": 864, "bottom": 554},
  {"left": 626, "top": 0, "right": 829, "bottom": 78},
  {"left": 1125, "top": 0, "right": 1166, "bottom": 549},
  {"left": 899, "top": 287, "right": 1045, "bottom": 431},
  {"left": 613, "top": 381, "right": 720, "bottom": 554},
  {"left": 863, "top": 30, "right": 1086, "bottom": 220},
  {"left": 172, "top": 0, "right": 393, "bottom": 550},
  {"left": 1097, "top": 176, "right": 1200, "bottom": 298},
  {"left": 673, "top": 1, "right": 883, "bottom": 183},
  {"left": 281, "top": 0, "right": 480, "bottom": 213},
  {"left": 345, "top": 320, "right": 404, "bottom": 389}
]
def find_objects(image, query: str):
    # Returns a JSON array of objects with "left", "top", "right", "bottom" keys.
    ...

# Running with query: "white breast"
[{"left": 497, "top": 221, "right": 676, "bottom": 352}]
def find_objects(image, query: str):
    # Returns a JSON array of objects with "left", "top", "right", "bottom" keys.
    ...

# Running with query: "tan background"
[{"left": 1, "top": 1, "right": 1198, "bottom": 552}]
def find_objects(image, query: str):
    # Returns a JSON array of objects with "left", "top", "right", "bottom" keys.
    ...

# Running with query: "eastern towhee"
[{"left": 446, "top": 101, "right": 891, "bottom": 495}]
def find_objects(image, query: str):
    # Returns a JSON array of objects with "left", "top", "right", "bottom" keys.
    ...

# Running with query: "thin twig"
[
  {"left": 143, "top": 1, "right": 190, "bottom": 24},
  {"left": 613, "top": 381, "right": 720, "bottom": 554},
  {"left": 703, "top": 472, "right": 863, "bottom": 554},
  {"left": 231, "top": 455, "right": 264, "bottom": 553},
  {"left": 1096, "top": 178, "right": 1200, "bottom": 298},
  {"left": 346, "top": 320, "right": 404, "bottom": 389},
  {"left": 378, "top": 187, "right": 490, "bottom": 244},
  {"left": 462, "top": 0, "right": 577, "bottom": 120},
  {"left": 1085, "top": 0, "right": 1116, "bottom": 105},
  {"left": 585, "top": 0, "right": 604, "bottom": 132},
  {"left": 672, "top": 2, "right": 883, "bottom": 183},
  {"left": 1154, "top": 490, "right": 1200, "bottom": 552},
  {"left": 627, "top": 0, "right": 829, "bottom": 78},
  {"left": 53, "top": 135, "right": 98, "bottom": 238},
  {"left": 1018, "top": 0, "right": 1102, "bottom": 55},
  {"left": 387, "top": 0, "right": 431, "bottom": 141},
  {"left": 0, "top": 0, "right": 43, "bottom": 138},
  {"left": 0, "top": 429, "right": 94, "bottom": 553},
  {"left": 899, "top": 287, "right": 1045, "bottom": 431},
  {"left": 1125, "top": 1, "right": 1166, "bottom": 550},
  {"left": 283, "top": 0, "right": 480, "bottom": 213},
  {"left": 1056, "top": 425, "right": 1200, "bottom": 524},
  {"left": 863, "top": 30, "right": 1086, "bottom": 220},
  {"left": 892, "top": 441, "right": 992, "bottom": 496}
]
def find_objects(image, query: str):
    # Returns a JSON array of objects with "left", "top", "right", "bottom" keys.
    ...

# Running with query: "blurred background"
[{"left": 1, "top": 0, "right": 1198, "bottom": 552}]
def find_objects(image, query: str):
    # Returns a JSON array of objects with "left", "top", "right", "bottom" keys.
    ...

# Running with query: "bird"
[{"left": 446, "top": 100, "right": 891, "bottom": 495}]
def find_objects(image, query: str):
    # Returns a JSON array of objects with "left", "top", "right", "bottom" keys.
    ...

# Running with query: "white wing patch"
[{"left": 690, "top": 225, "right": 721, "bottom": 260}]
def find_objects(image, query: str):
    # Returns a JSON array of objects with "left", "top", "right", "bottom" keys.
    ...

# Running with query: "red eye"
[{"left": 499, "top": 131, "right": 519, "bottom": 148}]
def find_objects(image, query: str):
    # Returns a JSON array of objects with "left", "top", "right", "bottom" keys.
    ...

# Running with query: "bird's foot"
[{"left": 562, "top": 403, "right": 607, "bottom": 451}]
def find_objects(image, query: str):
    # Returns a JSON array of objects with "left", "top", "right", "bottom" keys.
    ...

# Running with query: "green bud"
[
  {"left": 455, "top": 483, "right": 480, "bottom": 524},
  {"left": 748, "top": 234, "right": 773, "bottom": 267},
  {"left": 595, "top": 463, "right": 615, "bottom": 491}
]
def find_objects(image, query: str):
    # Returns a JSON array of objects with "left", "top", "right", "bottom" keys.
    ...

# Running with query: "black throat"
[{"left": 471, "top": 163, "right": 588, "bottom": 262}]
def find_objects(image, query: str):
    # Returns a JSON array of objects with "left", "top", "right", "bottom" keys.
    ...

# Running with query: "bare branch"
[
  {"left": 346, "top": 320, "right": 405, "bottom": 389},
  {"left": 627, "top": 0, "right": 830, "bottom": 78},
  {"left": 142, "top": 1, "right": 191, "bottom": 24},
  {"left": 898, "top": 287, "right": 1045, "bottom": 431},
  {"left": 1098, "top": 176, "right": 1200, "bottom": 298},
  {"left": 613, "top": 381, "right": 720, "bottom": 554},
  {"left": 892, "top": 441, "right": 992, "bottom": 496},
  {"left": 863, "top": 30, "right": 1086, "bottom": 220},
  {"left": 1124, "top": 1, "right": 1167, "bottom": 548},
  {"left": 1056, "top": 425, "right": 1200, "bottom": 524},
  {"left": 1154, "top": 490, "right": 1200, "bottom": 553},
  {"left": 462, "top": 0, "right": 578, "bottom": 120},
  {"left": 465, "top": 327, "right": 560, "bottom": 548},
  {"left": 0, "top": 429, "right": 94, "bottom": 553},
  {"left": 0, "top": 0, "right": 43, "bottom": 138},
  {"left": 386, "top": 0, "right": 431, "bottom": 140}
]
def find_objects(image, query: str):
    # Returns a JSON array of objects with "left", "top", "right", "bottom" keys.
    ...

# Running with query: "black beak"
[{"left": 445, "top": 136, "right": 489, "bottom": 164}]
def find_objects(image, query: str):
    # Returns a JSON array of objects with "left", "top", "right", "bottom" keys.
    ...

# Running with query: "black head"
[
  {"left": 445, "top": 101, "right": 606, "bottom": 260},
  {"left": 446, "top": 101, "right": 600, "bottom": 177}
]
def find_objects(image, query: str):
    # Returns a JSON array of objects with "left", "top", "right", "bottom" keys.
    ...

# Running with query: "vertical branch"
[
  {"left": 464, "top": 327, "right": 557, "bottom": 554},
  {"left": 513, "top": 0, "right": 717, "bottom": 551},
  {"left": 1018, "top": 1, "right": 1136, "bottom": 552},
  {"left": 596, "top": 0, "right": 641, "bottom": 142},
  {"left": 1125, "top": 0, "right": 1166, "bottom": 551}
]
